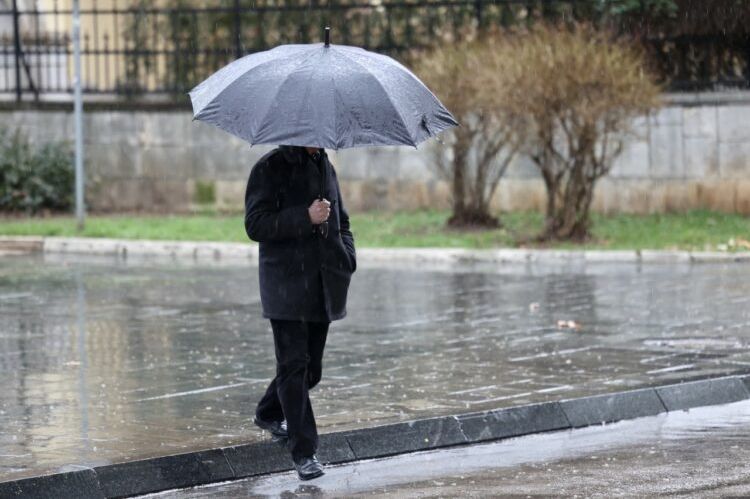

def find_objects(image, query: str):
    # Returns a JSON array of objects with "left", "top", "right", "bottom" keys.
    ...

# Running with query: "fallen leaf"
[{"left": 557, "top": 320, "right": 581, "bottom": 330}]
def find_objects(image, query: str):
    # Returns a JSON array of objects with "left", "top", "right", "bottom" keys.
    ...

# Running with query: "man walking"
[{"left": 244, "top": 144, "right": 356, "bottom": 480}]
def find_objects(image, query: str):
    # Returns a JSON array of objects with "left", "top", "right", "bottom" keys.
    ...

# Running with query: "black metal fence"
[{"left": 1, "top": 0, "right": 749, "bottom": 102}]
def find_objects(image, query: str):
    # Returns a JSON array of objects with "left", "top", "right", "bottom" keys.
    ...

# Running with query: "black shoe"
[
  {"left": 253, "top": 415, "right": 288, "bottom": 438},
  {"left": 293, "top": 454, "right": 325, "bottom": 480}
]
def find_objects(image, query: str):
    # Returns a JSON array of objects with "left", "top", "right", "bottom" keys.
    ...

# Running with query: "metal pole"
[
  {"left": 73, "top": 0, "right": 85, "bottom": 231},
  {"left": 474, "top": 0, "right": 483, "bottom": 28},
  {"left": 233, "top": 0, "right": 241, "bottom": 59},
  {"left": 11, "top": 0, "right": 21, "bottom": 101}
]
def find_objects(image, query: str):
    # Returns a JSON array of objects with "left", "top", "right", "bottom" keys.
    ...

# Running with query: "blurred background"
[{"left": 1, "top": 0, "right": 749, "bottom": 247}]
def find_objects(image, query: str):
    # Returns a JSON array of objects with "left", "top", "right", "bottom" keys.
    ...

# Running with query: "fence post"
[
  {"left": 12, "top": 0, "right": 22, "bottom": 101},
  {"left": 233, "top": 0, "right": 242, "bottom": 59}
]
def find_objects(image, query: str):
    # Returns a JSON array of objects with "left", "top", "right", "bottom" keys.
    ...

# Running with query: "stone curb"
[
  {"left": 1, "top": 236, "right": 750, "bottom": 264},
  {"left": 0, "top": 235, "right": 44, "bottom": 254},
  {"left": 2, "top": 374, "right": 748, "bottom": 498}
]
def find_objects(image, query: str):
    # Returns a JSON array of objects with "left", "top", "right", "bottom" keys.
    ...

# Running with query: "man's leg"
[
  {"left": 255, "top": 376, "right": 283, "bottom": 422},
  {"left": 307, "top": 321, "right": 330, "bottom": 390},
  {"left": 255, "top": 320, "right": 286, "bottom": 422},
  {"left": 268, "top": 318, "right": 318, "bottom": 460}
]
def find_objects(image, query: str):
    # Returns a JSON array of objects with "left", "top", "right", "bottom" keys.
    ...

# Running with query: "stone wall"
[{"left": 5, "top": 92, "right": 750, "bottom": 214}]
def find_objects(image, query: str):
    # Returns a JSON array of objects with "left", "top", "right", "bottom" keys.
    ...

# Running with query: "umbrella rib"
[
  {"left": 333, "top": 49, "right": 418, "bottom": 147},
  {"left": 331, "top": 72, "right": 340, "bottom": 149}
]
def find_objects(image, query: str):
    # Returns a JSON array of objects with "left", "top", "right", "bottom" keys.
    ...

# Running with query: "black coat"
[{"left": 244, "top": 145, "right": 357, "bottom": 322}]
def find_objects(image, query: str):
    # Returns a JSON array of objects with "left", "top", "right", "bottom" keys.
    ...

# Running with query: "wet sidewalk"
[
  {"left": 148, "top": 399, "right": 750, "bottom": 498},
  {"left": 2, "top": 254, "right": 750, "bottom": 481}
]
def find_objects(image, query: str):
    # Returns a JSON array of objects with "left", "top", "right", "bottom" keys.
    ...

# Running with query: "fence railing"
[{"left": 1, "top": 0, "right": 749, "bottom": 103}]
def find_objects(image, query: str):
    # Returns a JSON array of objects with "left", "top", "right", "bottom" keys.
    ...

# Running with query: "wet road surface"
[
  {"left": 143, "top": 399, "right": 750, "bottom": 498},
  {"left": 2, "top": 253, "right": 750, "bottom": 480}
]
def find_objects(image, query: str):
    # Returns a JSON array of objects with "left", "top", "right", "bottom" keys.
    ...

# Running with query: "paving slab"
[
  {"left": 344, "top": 415, "right": 467, "bottom": 459},
  {"left": 560, "top": 388, "right": 666, "bottom": 427},
  {"left": 655, "top": 376, "right": 750, "bottom": 411},
  {"left": 221, "top": 442, "right": 290, "bottom": 479},
  {"left": 93, "top": 449, "right": 233, "bottom": 498},
  {"left": 219, "top": 433, "right": 358, "bottom": 479},
  {"left": 315, "top": 432, "right": 358, "bottom": 465},
  {"left": 0, "top": 469, "right": 103, "bottom": 499},
  {"left": 456, "top": 402, "right": 570, "bottom": 442}
]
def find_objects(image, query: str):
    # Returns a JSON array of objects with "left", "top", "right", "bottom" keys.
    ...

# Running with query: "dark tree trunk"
[
  {"left": 540, "top": 172, "right": 597, "bottom": 241},
  {"left": 446, "top": 134, "right": 501, "bottom": 228},
  {"left": 447, "top": 209, "right": 500, "bottom": 228},
  {"left": 451, "top": 145, "right": 467, "bottom": 221}
]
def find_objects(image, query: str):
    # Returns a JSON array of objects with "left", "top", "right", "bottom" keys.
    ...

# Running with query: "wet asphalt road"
[
  {"left": 2, "top": 253, "right": 750, "bottom": 480},
  {"left": 143, "top": 399, "right": 750, "bottom": 498}
]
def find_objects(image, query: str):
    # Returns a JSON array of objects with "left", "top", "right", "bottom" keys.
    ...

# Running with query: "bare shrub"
[
  {"left": 413, "top": 31, "right": 524, "bottom": 228},
  {"left": 501, "top": 23, "right": 661, "bottom": 241}
]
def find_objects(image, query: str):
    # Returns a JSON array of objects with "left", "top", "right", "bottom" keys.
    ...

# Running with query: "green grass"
[{"left": 0, "top": 209, "right": 748, "bottom": 251}]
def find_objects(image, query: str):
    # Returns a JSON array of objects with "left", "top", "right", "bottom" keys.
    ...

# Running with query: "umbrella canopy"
[{"left": 188, "top": 31, "right": 458, "bottom": 149}]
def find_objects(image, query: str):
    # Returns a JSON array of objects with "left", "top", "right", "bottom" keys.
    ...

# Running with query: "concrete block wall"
[{"left": 3, "top": 92, "right": 750, "bottom": 214}]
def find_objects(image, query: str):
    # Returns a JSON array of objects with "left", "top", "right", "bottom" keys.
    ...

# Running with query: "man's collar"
[
  {"left": 304, "top": 147, "right": 325, "bottom": 159},
  {"left": 279, "top": 145, "right": 304, "bottom": 165},
  {"left": 279, "top": 145, "right": 326, "bottom": 164}
]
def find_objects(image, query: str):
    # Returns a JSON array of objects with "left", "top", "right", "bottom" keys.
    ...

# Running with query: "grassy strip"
[{"left": 0, "top": 210, "right": 748, "bottom": 251}]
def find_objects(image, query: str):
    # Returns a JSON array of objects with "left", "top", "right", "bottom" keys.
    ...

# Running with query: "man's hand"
[{"left": 308, "top": 198, "right": 330, "bottom": 224}]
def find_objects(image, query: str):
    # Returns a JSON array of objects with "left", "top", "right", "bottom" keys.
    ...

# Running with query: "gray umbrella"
[{"left": 188, "top": 28, "right": 458, "bottom": 150}]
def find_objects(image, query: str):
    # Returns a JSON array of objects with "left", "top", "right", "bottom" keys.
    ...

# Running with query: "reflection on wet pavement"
[
  {"left": 156, "top": 399, "right": 750, "bottom": 498},
  {"left": 1, "top": 254, "right": 749, "bottom": 481}
]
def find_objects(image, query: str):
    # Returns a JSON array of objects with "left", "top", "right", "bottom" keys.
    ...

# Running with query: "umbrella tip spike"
[{"left": 324, "top": 26, "right": 330, "bottom": 47}]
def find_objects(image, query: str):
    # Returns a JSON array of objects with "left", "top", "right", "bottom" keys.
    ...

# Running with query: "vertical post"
[
  {"left": 73, "top": 0, "right": 85, "bottom": 231},
  {"left": 233, "top": 0, "right": 242, "bottom": 59},
  {"left": 474, "top": 0, "right": 483, "bottom": 28},
  {"left": 11, "top": 0, "right": 21, "bottom": 101}
]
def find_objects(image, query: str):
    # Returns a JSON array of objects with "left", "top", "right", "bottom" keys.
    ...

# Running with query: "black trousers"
[{"left": 255, "top": 318, "right": 330, "bottom": 460}]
